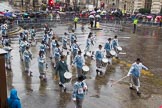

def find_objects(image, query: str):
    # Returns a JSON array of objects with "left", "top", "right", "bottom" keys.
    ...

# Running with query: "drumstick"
[{"left": 111, "top": 76, "right": 128, "bottom": 87}]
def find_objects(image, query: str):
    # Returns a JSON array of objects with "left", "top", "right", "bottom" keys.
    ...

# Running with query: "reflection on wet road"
[{"left": 6, "top": 23, "right": 162, "bottom": 108}]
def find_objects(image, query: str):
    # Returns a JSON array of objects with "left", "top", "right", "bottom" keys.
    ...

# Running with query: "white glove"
[
  {"left": 72, "top": 98, "right": 76, "bottom": 101},
  {"left": 127, "top": 73, "right": 131, "bottom": 76}
]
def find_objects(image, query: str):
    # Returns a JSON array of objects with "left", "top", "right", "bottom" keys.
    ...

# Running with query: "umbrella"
[
  {"left": 89, "top": 15, "right": 94, "bottom": 18},
  {"left": 102, "top": 10, "right": 107, "bottom": 13},
  {"left": 11, "top": 13, "right": 17, "bottom": 17},
  {"left": 23, "top": 13, "right": 28, "bottom": 16},
  {"left": 97, "top": 10, "right": 101, "bottom": 13},
  {"left": 156, "top": 16, "right": 162, "bottom": 18},
  {"left": 90, "top": 11, "right": 96, "bottom": 14},
  {"left": 0, "top": 13, "right": 4, "bottom": 17},
  {"left": 95, "top": 15, "right": 101, "bottom": 18},
  {"left": 4, "top": 12, "right": 12, "bottom": 17},
  {"left": 147, "top": 16, "right": 152, "bottom": 19}
]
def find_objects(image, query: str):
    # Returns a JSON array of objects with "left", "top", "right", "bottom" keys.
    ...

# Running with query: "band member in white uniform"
[
  {"left": 72, "top": 75, "right": 88, "bottom": 108},
  {"left": 85, "top": 33, "right": 93, "bottom": 57},
  {"left": 39, "top": 41, "right": 47, "bottom": 55},
  {"left": 38, "top": 51, "right": 47, "bottom": 80},
  {"left": 71, "top": 40, "right": 80, "bottom": 61},
  {"left": 53, "top": 44, "right": 62, "bottom": 68},
  {"left": 30, "top": 26, "right": 36, "bottom": 45},
  {"left": 62, "top": 32, "right": 68, "bottom": 50},
  {"left": 70, "top": 29, "right": 77, "bottom": 46},
  {"left": 72, "top": 51, "right": 85, "bottom": 77},
  {"left": 47, "top": 29, "right": 53, "bottom": 49},
  {"left": 23, "top": 46, "right": 32, "bottom": 76},
  {"left": 19, "top": 38, "right": 28, "bottom": 61},
  {"left": 3, "top": 42, "right": 12, "bottom": 70},
  {"left": 112, "top": 35, "right": 119, "bottom": 58},
  {"left": 127, "top": 58, "right": 148, "bottom": 95},
  {"left": 95, "top": 45, "right": 104, "bottom": 75},
  {"left": 51, "top": 36, "right": 57, "bottom": 59}
]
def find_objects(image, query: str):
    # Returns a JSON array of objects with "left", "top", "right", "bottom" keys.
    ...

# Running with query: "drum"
[
  {"left": 116, "top": 46, "right": 122, "bottom": 52},
  {"left": 64, "top": 72, "right": 72, "bottom": 83},
  {"left": 102, "top": 58, "right": 108, "bottom": 67},
  {"left": 82, "top": 65, "right": 89, "bottom": 74},
  {"left": 110, "top": 50, "right": 116, "bottom": 56},
  {"left": 86, "top": 52, "right": 91, "bottom": 57}
]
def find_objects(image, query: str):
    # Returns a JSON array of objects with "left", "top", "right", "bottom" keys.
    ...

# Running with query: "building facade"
[{"left": 151, "top": 0, "right": 162, "bottom": 14}]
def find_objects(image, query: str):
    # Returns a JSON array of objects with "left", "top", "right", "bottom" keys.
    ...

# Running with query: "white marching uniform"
[
  {"left": 127, "top": 62, "right": 148, "bottom": 92},
  {"left": 23, "top": 50, "right": 32, "bottom": 72},
  {"left": 73, "top": 55, "right": 85, "bottom": 76},
  {"left": 3, "top": 46, "right": 12, "bottom": 69},
  {"left": 38, "top": 55, "right": 46, "bottom": 77}
]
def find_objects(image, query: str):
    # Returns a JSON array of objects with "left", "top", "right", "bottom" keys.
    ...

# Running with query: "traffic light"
[{"left": 48, "top": 0, "right": 54, "bottom": 6}]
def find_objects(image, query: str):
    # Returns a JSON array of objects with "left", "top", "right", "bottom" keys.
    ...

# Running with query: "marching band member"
[
  {"left": 38, "top": 51, "right": 47, "bottom": 80},
  {"left": 85, "top": 33, "right": 93, "bottom": 57},
  {"left": 51, "top": 36, "right": 57, "bottom": 58},
  {"left": 23, "top": 28, "right": 29, "bottom": 41},
  {"left": 95, "top": 45, "right": 104, "bottom": 75},
  {"left": 72, "top": 75, "right": 87, "bottom": 108},
  {"left": 127, "top": 58, "right": 148, "bottom": 95},
  {"left": 39, "top": 40, "right": 47, "bottom": 54},
  {"left": 23, "top": 46, "right": 32, "bottom": 76},
  {"left": 19, "top": 33, "right": 24, "bottom": 45},
  {"left": 44, "top": 24, "right": 49, "bottom": 33},
  {"left": 47, "top": 29, "right": 53, "bottom": 49},
  {"left": 54, "top": 44, "right": 62, "bottom": 68},
  {"left": 48, "top": 29, "right": 53, "bottom": 38},
  {"left": 1, "top": 22, "right": 7, "bottom": 36},
  {"left": 19, "top": 38, "right": 28, "bottom": 61},
  {"left": 42, "top": 31, "right": 49, "bottom": 45},
  {"left": 112, "top": 35, "right": 119, "bottom": 57},
  {"left": 3, "top": 42, "right": 12, "bottom": 70},
  {"left": 30, "top": 26, "right": 36, "bottom": 43},
  {"left": 72, "top": 51, "right": 85, "bottom": 77},
  {"left": 70, "top": 30, "right": 77, "bottom": 45},
  {"left": 104, "top": 38, "right": 112, "bottom": 58},
  {"left": 55, "top": 55, "right": 69, "bottom": 92},
  {"left": 62, "top": 32, "right": 68, "bottom": 50},
  {"left": 2, "top": 36, "right": 10, "bottom": 47},
  {"left": 71, "top": 40, "right": 79, "bottom": 61}
]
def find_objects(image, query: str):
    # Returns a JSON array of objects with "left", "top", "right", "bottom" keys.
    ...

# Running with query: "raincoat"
[{"left": 7, "top": 89, "right": 21, "bottom": 108}]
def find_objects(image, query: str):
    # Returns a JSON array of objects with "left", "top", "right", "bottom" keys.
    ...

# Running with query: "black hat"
[
  {"left": 78, "top": 75, "right": 86, "bottom": 81},
  {"left": 136, "top": 58, "right": 141, "bottom": 62}
]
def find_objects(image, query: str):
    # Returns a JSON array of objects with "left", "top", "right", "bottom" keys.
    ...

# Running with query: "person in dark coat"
[{"left": 56, "top": 55, "right": 69, "bottom": 92}]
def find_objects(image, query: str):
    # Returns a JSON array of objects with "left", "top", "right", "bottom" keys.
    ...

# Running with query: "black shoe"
[
  {"left": 64, "top": 88, "right": 66, "bottom": 92},
  {"left": 100, "top": 71, "right": 103, "bottom": 75},
  {"left": 59, "top": 84, "right": 63, "bottom": 87},
  {"left": 96, "top": 69, "right": 99, "bottom": 75},
  {"left": 129, "top": 87, "right": 134, "bottom": 90},
  {"left": 137, "top": 91, "right": 141, "bottom": 95},
  {"left": 39, "top": 76, "right": 43, "bottom": 79}
]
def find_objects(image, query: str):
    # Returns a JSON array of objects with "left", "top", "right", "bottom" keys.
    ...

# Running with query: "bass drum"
[
  {"left": 110, "top": 50, "right": 116, "bottom": 57},
  {"left": 82, "top": 65, "right": 90, "bottom": 75},
  {"left": 64, "top": 72, "right": 72, "bottom": 83}
]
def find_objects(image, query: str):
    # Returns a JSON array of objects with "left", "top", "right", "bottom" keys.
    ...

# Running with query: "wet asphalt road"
[
  {"left": 5, "top": 23, "right": 162, "bottom": 108},
  {"left": 1, "top": 1, "right": 162, "bottom": 107}
]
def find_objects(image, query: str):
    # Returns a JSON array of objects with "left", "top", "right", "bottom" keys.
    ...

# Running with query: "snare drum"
[
  {"left": 82, "top": 65, "right": 89, "bottom": 74},
  {"left": 102, "top": 58, "right": 108, "bottom": 66},
  {"left": 64, "top": 72, "right": 72, "bottom": 83},
  {"left": 86, "top": 52, "right": 91, "bottom": 57},
  {"left": 116, "top": 46, "right": 122, "bottom": 52},
  {"left": 110, "top": 50, "right": 116, "bottom": 56}
]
